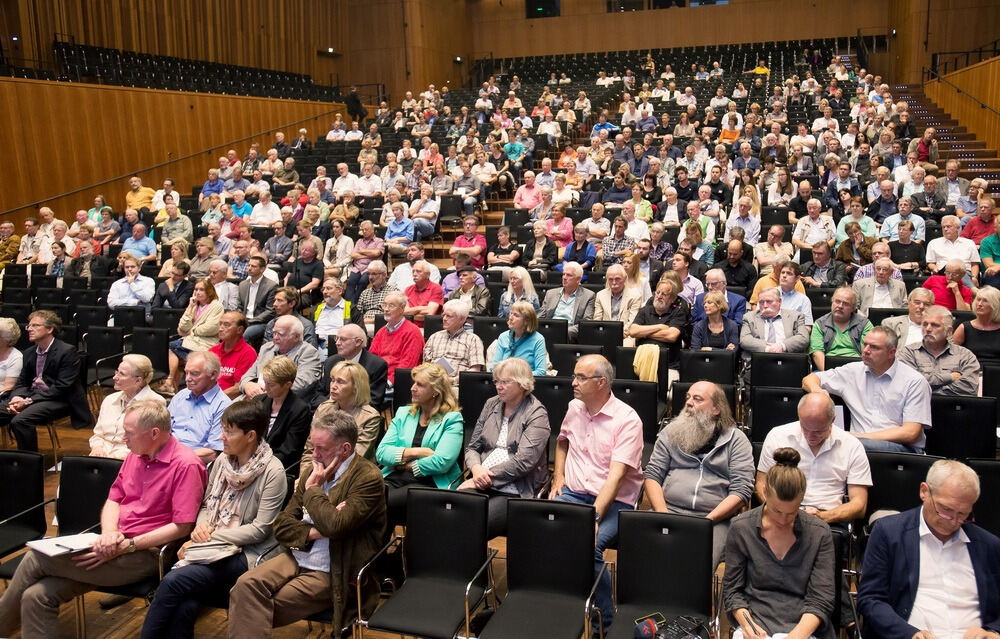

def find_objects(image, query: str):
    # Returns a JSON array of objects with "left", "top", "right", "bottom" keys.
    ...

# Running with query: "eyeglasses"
[
  {"left": 570, "top": 374, "right": 603, "bottom": 383},
  {"left": 928, "top": 490, "right": 970, "bottom": 523}
]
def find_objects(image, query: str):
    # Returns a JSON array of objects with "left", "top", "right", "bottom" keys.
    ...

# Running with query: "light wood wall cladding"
[
  {"left": 0, "top": 78, "right": 359, "bottom": 224},
  {"left": 924, "top": 57, "right": 1000, "bottom": 156},
  {"left": 466, "top": 0, "right": 890, "bottom": 60}
]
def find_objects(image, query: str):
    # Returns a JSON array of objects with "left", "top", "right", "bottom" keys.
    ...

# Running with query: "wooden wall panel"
[
  {"left": 467, "top": 0, "right": 891, "bottom": 60},
  {"left": 0, "top": 78, "right": 366, "bottom": 225},
  {"left": 924, "top": 57, "right": 1000, "bottom": 154}
]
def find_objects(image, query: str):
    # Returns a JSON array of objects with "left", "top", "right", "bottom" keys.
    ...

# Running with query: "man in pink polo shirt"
[
  {"left": 448, "top": 215, "right": 488, "bottom": 269},
  {"left": 403, "top": 259, "right": 445, "bottom": 327},
  {"left": 0, "top": 400, "right": 206, "bottom": 638},
  {"left": 512, "top": 170, "right": 544, "bottom": 211},
  {"left": 550, "top": 354, "right": 643, "bottom": 631}
]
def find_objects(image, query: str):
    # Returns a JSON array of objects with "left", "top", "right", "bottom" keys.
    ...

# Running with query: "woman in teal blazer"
[{"left": 375, "top": 362, "right": 464, "bottom": 525}]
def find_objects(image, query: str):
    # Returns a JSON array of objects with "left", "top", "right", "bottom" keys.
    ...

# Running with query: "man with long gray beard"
[{"left": 643, "top": 380, "right": 754, "bottom": 565}]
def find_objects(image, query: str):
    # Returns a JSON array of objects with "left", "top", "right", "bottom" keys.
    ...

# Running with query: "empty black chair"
[
  {"left": 150, "top": 307, "right": 185, "bottom": 337},
  {"left": 31, "top": 275, "right": 58, "bottom": 291},
  {"left": 2, "top": 286, "right": 30, "bottom": 305},
  {"left": 422, "top": 313, "right": 443, "bottom": 339},
  {"left": 532, "top": 376, "right": 573, "bottom": 457},
  {"left": 82, "top": 326, "right": 126, "bottom": 385},
  {"left": 1, "top": 302, "right": 31, "bottom": 325},
  {"left": 33, "top": 287, "right": 66, "bottom": 306},
  {"left": 0, "top": 451, "right": 48, "bottom": 560},
  {"left": 865, "top": 451, "right": 943, "bottom": 521},
  {"left": 480, "top": 499, "right": 599, "bottom": 639},
  {"left": 749, "top": 352, "right": 811, "bottom": 388},
  {"left": 359, "top": 489, "right": 494, "bottom": 639},
  {"left": 74, "top": 304, "right": 110, "bottom": 333},
  {"left": 458, "top": 372, "right": 498, "bottom": 440},
  {"left": 866, "top": 307, "right": 906, "bottom": 327},
  {"left": 749, "top": 386, "right": 805, "bottom": 442},
  {"left": 679, "top": 350, "right": 736, "bottom": 385},
  {"left": 127, "top": 328, "right": 170, "bottom": 383},
  {"left": 613, "top": 379, "right": 661, "bottom": 463},
  {"left": 805, "top": 287, "right": 837, "bottom": 308},
  {"left": 824, "top": 355, "right": 860, "bottom": 370},
  {"left": 550, "top": 343, "right": 603, "bottom": 376},
  {"left": 66, "top": 287, "right": 101, "bottom": 311},
  {"left": 112, "top": 305, "right": 147, "bottom": 334},
  {"left": 604, "top": 511, "right": 714, "bottom": 639},
  {"left": 577, "top": 320, "right": 624, "bottom": 361},
  {"left": 472, "top": 316, "right": 508, "bottom": 351},
  {"left": 925, "top": 396, "right": 997, "bottom": 460},
  {"left": 536, "top": 318, "right": 569, "bottom": 351},
  {"left": 966, "top": 458, "right": 1000, "bottom": 536},
  {"left": 392, "top": 368, "right": 413, "bottom": 413}
]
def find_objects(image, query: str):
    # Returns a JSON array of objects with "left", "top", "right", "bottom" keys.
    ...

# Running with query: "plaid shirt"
[
  {"left": 422, "top": 329, "right": 485, "bottom": 374},
  {"left": 601, "top": 234, "right": 635, "bottom": 265},
  {"left": 228, "top": 255, "right": 250, "bottom": 280},
  {"left": 358, "top": 283, "right": 398, "bottom": 319}
]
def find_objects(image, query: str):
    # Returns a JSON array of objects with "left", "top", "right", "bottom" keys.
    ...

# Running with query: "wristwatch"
[{"left": 126, "top": 538, "right": 136, "bottom": 553}]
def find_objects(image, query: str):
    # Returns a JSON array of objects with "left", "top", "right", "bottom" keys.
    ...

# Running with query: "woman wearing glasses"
[
  {"left": 723, "top": 447, "right": 835, "bottom": 639},
  {"left": 460, "top": 358, "right": 550, "bottom": 537},
  {"left": 89, "top": 354, "right": 166, "bottom": 459}
]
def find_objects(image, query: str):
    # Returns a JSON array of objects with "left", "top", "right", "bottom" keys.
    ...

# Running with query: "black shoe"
[{"left": 98, "top": 593, "right": 131, "bottom": 609}]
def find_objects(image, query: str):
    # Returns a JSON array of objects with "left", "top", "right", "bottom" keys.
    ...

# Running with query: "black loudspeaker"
[{"left": 526, "top": 0, "right": 560, "bottom": 18}]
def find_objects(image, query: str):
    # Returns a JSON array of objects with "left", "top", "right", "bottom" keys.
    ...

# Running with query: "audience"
[
  {"left": 166, "top": 278, "right": 224, "bottom": 393},
  {"left": 317, "top": 323, "right": 388, "bottom": 410},
  {"left": 90, "top": 354, "right": 166, "bottom": 460},
  {"left": 898, "top": 305, "right": 981, "bottom": 395},
  {"left": 209, "top": 311, "right": 258, "bottom": 399}
]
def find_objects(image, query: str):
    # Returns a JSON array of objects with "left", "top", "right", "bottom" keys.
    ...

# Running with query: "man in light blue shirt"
[
  {"left": 778, "top": 261, "right": 814, "bottom": 324},
  {"left": 879, "top": 198, "right": 926, "bottom": 242},
  {"left": 168, "top": 351, "right": 231, "bottom": 463},
  {"left": 121, "top": 223, "right": 157, "bottom": 263},
  {"left": 107, "top": 256, "right": 155, "bottom": 312}
]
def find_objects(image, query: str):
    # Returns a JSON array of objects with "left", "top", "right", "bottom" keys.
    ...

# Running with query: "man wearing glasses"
[
  {"left": 315, "top": 323, "right": 387, "bottom": 410},
  {"left": 859, "top": 459, "right": 1000, "bottom": 639},
  {"left": 549, "top": 354, "right": 643, "bottom": 632}
]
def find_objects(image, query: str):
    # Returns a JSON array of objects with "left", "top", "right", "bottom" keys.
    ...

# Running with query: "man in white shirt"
[
  {"left": 926, "top": 215, "right": 980, "bottom": 286},
  {"left": 757, "top": 392, "right": 871, "bottom": 524},
  {"left": 882, "top": 288, "right": 934, "bottom": 348},
  {"left": 107, "top": 256, "right": 155, "bottom": 312},
  {"left": 859, "top": 459, "right": 1000, "bottom": 639},
  {"left": 249, "top": 190, "right": 281, "bottom": 227},
  {"left": 151, "top": 178, "right": 180, "bottom": 212},
  {"left": 332, "top": 162, "right": 360, "bottom": 200}
]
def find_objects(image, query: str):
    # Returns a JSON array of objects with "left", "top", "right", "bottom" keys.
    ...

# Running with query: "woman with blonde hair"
[
  {"left": 376, "top": 362, "right": 463, "bottom": 524},
  {"left": 258, "top": 356, "right": 312, "bottom": 473},
  {"left": 166, "top": 279, "right": 224, "bottom": 394},
  {"left": 90, "top": 354, "right": 165, "bottom": 459},
  {"left": 622, "top": 251, "right": 652, "bottom": 304},
  {"left": 497, "top": 266, "right": 540, "bottom": 318},
  {"left": 0, "top": 318, "right": 22, "bottom": 397},
  {"left": 953, "top": 285, "right": 1000, "bottom": 361},
  {"left": 159, "top": 238, "right": 190, "bottom": 278},
  {"left": 325, "top": 360, "right": 383, "bottom": 459}
]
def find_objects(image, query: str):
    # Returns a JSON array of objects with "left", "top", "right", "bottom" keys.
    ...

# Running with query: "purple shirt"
[
  {"left": 558, "top": 395, "right": 644, "bottom": 505},
  {"left": 107, "top": 436, "right": 207, "bottom": 537},
  {"left": 352, "top": 236, "right": 385, "bottom": 274}
]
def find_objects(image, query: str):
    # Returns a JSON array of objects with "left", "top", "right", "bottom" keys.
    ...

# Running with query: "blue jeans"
[
  {"left": 462, "top": 195, "right": 479, "bottom": 216},
  {"left": 345, "top": 271, "right": 370, "bottom": 302},
  {"left": 554, "top": 488, "right": 632, "bottom": 629},
  {"left": 412, "top": 218, "right": 435, "bottom": 241},
  {"left": 141, "top": 553, "right": 248, "bottom": 639},
  {"left": 859, "top": 437, "right": 922, "bottom": 454}
]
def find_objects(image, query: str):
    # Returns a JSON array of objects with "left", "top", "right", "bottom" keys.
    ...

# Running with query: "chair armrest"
[
  {"left": 355, "top": 534, "right": 402, "bottom": 624},
  {"left": 95, "top": 352, "right": 127, "bottom": 386},
  {"left": 0, "top": 497, "right": 56, "bottom": 527},
  {"left": 254, "top": 542, "right": 282, "bottom": 568},
  {"left": 156, "top": 538, "right": 185, "bottom": 580},
  {"left": 585, "top": 561, "right": 609, "bottom": 639},
  {"left": 464, "top": 547, "right": 498, "bottom": 630}
]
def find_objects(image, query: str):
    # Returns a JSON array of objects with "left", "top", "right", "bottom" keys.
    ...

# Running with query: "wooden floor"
[{"left": 3, "top": 416, "right": 505, "bottom": 638}]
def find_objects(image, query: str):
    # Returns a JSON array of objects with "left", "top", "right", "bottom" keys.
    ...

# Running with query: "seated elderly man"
[
  {"left": 594, "top": 264, "right": 643, "bottom": 335},
  {"left": 167, "top": 351, "right": 231, "bottom": 464},
  {"left": 809, "top": 286, "right": 874, "bottom": 370},
  {"left": 740, "top": 287, "right": 812, "bottom": 354},
  {"left": 228, "top": 407, "right": 386, "bottom": 636},
  {"left": 369, "top": 290, "right": 424, "bottom": 389},
  {"left": 800, "top": 241, "right": 847, "bottom": 288},
  {"left": 312, "top": 278, "right": 362, "bottom": 351},
  {"left": 121, "top": 223, "right": 158, "bottom": 263},
  {"left": 804, "top": 326, "right": 932, "bottom": 453},
  {"left": 859, "top": 459, "right": 1000, "bottom": 639},
  {"left": 540, "top": 262, "right": 596, "bottom": 342},
  {"left": 316, "top": 323, "right": 388, "bottom": 410},
  {"left": 854, "top": 258, "right": 907, "bottom": 315},
  {"left": 897, "top": 305, "right": 981, "bottom": 395},
  {"left": 160, "top": 204, "right": 194, "bottom": 246},
  {"left": 757, "top": 392, "right": 871, "bottom": 525},
  {"left": 926, "top": 215, "right": 981, "bottom": 288},
  {"left": 446, "top": 264, "right": 491, "bottom": 316},
  {"left": 422, "top": 299, "right": 486, "bottom": 387},
  {"left": 240, "top": 315, "right": 322, "bottom": 399},
  {"left": 0, "top": 400, "right": 206, "bottom": 639},
  {"left": 403, "top": 259, "right": 445, "bottom": 327},
  {"left": 923, "top": 258, "right": 974, "bottom": 311},
  {"left": 692, "top": 268, "right": 747, "bottom": 327},
  {"left": 628, "top": 278, "right": 690, "bottom": 371},
  {"left": 883, "top": 287, "right": 936, "bottom": 348}
]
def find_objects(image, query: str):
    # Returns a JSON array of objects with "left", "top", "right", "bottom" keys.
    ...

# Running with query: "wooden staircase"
[{"left": 893, "top": 84, "right": 1000, "bottom": 195}]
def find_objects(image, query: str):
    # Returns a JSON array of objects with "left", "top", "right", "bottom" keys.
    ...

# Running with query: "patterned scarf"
[{"left": 203, "top": 441, "right": 274, "bottom": 528}]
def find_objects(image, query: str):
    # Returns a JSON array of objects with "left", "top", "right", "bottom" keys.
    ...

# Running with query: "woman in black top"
[
  {"left": 888, "top": 219, "right": 926, "bottom": 274},
  {"left": 522, "top": 220, "right": 558, "bottom": 280},
  {"left": 641, "top": 174, "right": 662, "bottom": 205},
  {"left": 953, "top": 285, "right": 1000, "bottom": 363}
]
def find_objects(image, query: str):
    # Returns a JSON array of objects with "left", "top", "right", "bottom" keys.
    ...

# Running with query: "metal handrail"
[
  {"left": 0, "top": 104, "right": 344, "bottom": 218},
  {"left": 922, "top": 65, "right": 1000, "bottom": 117},
  {"left": 930, "top": 38, "right": 1000, "bottom": 77}
]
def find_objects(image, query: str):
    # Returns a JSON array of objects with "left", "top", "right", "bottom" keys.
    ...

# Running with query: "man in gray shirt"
[
  {"left": 453, "top": 161, "right": 482, "bottom": 217},
  {"left": 897, "top": 305, "right": 981, "bottom": 395}
]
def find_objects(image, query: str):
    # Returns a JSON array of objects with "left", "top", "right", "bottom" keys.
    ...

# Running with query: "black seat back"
[
  {"left": 749, "top": 352, "right": 810, "bottom": 388},
  {"left": 404, "top": 488, "right": 488, "bottom": 582},
  {"left": 749, "top": 386, "right": 804, "bottom": 442},
  {"left": 866, "top": 451, "right": 943, "bottom": 519},
  {"left": 966, "top": 458, "right": 1000, "bottom": 536},
  {"left": 925, "top": 396, "right": 997, "bottom": 460},
  {"left": 505, "top": 499, "right": 595, "bottom": 597},
  {"left": 57, "top": 456, "right": 124, "bottom": 534},
  {"left": 0, "top": 451, "right": 46, "bottom": 552},
  {"left": 679, "top": 350, "right": 737, "bottom": 385}
]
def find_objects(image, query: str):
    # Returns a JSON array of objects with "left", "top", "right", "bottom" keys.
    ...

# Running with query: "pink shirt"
[
  {"left": 452, "top": 233, "right": 488, "bottom": 268},
  {"left": 558, "top": 395, "right": 644, "bottom": 505},
  {"left": 108, "top": 436, "right": 207, "bottom": 537},
  {"left": 513, "top": 183, "right": 544, "bottom": 211}
]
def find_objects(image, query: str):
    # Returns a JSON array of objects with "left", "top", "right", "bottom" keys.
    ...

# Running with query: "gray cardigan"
[
  {"left": 723, "top": 507, "right": 836, "bottom": 638},
  {"left": 198, "top": 454, "right": 288, "bottom": 566},
  {"left": 463, "top": 394, "right": 550, "bottom": 497},
  {"left": 643, "top": 426, "right": 754, "bottom": 515}
]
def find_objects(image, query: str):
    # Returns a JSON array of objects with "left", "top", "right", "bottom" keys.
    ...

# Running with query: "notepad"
[{"left": 26, "top": 533, "right": 100, "bottom": 557}]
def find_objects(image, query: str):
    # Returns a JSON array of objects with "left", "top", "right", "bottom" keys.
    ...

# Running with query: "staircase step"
[
  {"left": 939, "top": 140, "right": 987, "bottom": 151},
  {"left": 939, "top": 149, "right": 998, "bottom": 160}
]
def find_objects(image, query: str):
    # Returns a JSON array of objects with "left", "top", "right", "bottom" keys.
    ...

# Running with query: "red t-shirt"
[
  {"left": 208, "top": 338, "right": 259, "bottom": 390},
  {"left": 404, "top": 282, "right": 445, "bottom": 326},
  {"left": 922, "top": 274, "right": 973, "bottom": 310},
  {"left": 452, "top": 233, "right": 488, "bottom": 268},
  {"left": 961, "top": 216, "right": 996, "bottom": 246}
]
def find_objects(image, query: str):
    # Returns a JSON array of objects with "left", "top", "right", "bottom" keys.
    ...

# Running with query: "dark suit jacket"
[
  {"left": 11, "top": 338, "right": 92, "bottom": 429},
  {"left": 315, "top": 349, "right": 389, "bottom": 410},
  {"left": 237, "top": 276, "right": 278, "bottom": 325},
  {"left": 69, "top": 254, "right": 111, "bottom": 279},
  {"left": 910, "top": 191, "right": 948, "bottom": 222},
  {"left": 259, "top": 391, "right": 312, "bottom": 474},
  {"left": 646, "top": 258, "right": 665, "bottom": 289},
  {"left": 858, "top": 507, "right": 1000, "bottom": 639},
  {"left": 151, "top": 279, "right": 193, "bottom": 310},
  {"left": 801, "top": 260, "right": 848, "bottom": 287}
]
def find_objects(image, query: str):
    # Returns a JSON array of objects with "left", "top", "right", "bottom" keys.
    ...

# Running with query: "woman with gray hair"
[
  {"left": 460, "top": 358, "right": 550, "bottom": 537},
  {"left": 90, "top": 354, "right": 165, "bottom": 459},
  {"left": 0, "top": 318, "right": 22, "bottom": 397}
]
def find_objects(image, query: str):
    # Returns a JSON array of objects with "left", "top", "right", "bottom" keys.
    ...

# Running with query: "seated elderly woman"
[
  {"left": 723, "top": 447, "right": 835, "bottom": 639},
  {"left": 691, "top": 290, "right": 740, "bottom": 351},
  {"left": 256, "top": 355, "right": 312, "bottom": 474},
  {"left": 375, "top": 362, "right": 463, "bottom": 525},
  {"left": 90, "top": 354, "right": 166, "bottom": 459},
  {"left": 140, "top": 400, "right": 287, "bottom": 639},
  {"left": 166, "top": 279, "right": 225, "bottom": 394},
  {"left": 187, "top": 237, "right": 218, "bottom": 280},
  {"left": 0, "top": 318, "right": 22, "bottom": 399},
  {"left": 488, "top": 300, "right": 548, "bottom": 376},
  {"left": 460, "top": 358, "right": 550, "bottom": 537},
  {"left": 497, "top": 266, "right": 541, "bottom": 318}
]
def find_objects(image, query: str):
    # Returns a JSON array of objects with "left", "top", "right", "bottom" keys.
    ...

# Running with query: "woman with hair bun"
[{"left": 723, "top": 447, "right": 836, "bottom": 639}]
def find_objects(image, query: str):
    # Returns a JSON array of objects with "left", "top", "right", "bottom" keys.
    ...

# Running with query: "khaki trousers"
[{"left": 228, "top": 551, "right": 331, "bottom": 638}]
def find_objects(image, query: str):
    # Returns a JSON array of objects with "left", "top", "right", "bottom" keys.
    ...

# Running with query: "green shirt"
[
  {"left": 980, "top": 233, "right": 1000, "bottom": 263},
  {"left": 809, "top": 321, "right": 873, "bottom": 355}
]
